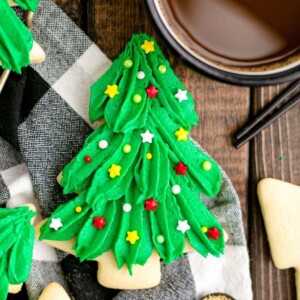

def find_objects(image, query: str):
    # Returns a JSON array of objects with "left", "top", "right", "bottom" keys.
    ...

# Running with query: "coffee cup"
[{"left": 146, "top": 0, "right": 300, "bottom": 86}]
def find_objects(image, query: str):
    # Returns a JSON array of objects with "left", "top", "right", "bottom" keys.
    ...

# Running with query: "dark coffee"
[{"left": 160, "top": 0, "right": 300, "bottom": 68}]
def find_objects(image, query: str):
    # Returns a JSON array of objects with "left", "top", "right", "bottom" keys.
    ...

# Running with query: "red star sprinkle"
[
  {"left": 174, "top": 162, "right": 188, "bottom": 175},
  {"left": 145, "top": 198, "right": 159, "bottom": 211},
  {"left": 207, "top": 227, "right": 221, "bottom": 240},
  {"left": 146, "top": 85, "right": 159, "bottom": 98},
  {"left": 84, "top": 155, "right": 92, "bottom": 163},
  {"left": 93, "top": 216, "right": 107, "bottom": 230}
]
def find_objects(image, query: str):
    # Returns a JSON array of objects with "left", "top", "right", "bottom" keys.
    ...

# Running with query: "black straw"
[
  {"left": 234, "top": 92, "right": 300, "bottom": 149},
  {"left": 235, "top": 79, "right": 300, "bottom": 140}
]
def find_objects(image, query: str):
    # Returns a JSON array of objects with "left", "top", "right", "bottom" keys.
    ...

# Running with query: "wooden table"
[{"left": 36, "top": 1, "right": 300, "bottom": 299}]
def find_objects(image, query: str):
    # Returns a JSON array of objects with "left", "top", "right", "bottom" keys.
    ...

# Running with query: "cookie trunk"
[
  {"left": 36, "top": 220, "right": 162, "bottom": 289},
  {"left": 96, "top": 250, "right": 161, "bottom": 289}
]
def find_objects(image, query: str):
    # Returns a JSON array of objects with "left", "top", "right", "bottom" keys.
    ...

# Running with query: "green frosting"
[
  {"left": 0, "top": 0, "right": 37, "bottom": 74},
  {"left": 0, "top": 206, "right": 36, "bottom": 300},
  {"left": 40, "top": 34, "right": 225, "bottom": 274}
]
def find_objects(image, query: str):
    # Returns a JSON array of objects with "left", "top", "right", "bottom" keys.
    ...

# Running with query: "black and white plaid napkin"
[{"left": 0, "top": 1, "right": 252, "bottom": 299}]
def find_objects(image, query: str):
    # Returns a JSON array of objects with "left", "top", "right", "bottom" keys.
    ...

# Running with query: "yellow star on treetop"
[
  {"left": 108, "top": 164, "right": 121, "bottom": 178},
  {"left": 141, "top": 40, "right": 155, "bottom": 54},
  {"left": 175, "top": 127, "right": 189, "bottom": 142},
  {"left": 126, "top": 230, "right": 140, "bottom": 245},
  {"left": 104, "top": 84, "right": 119, "bottom": 99}
]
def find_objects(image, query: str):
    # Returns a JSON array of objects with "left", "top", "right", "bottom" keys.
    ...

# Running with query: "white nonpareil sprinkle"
[
  {"left": 172, "top": 184, "right": 181, "bottom": 195},
  {"left": 99, "top": 140, "right": 108, "bottom": 149},
  {"left": 123, "top": 203, "right": 132, "bottom": 212},
  {"left": 137, "top": 71, "right": 145, "bottom": 80}
]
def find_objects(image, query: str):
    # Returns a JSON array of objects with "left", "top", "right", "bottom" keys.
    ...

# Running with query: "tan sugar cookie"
[
  {"left": 39, "top": 172, "right": 229, "bottom": 289},
  {"left": 8, "top": 0, "right": 17, "bottom": 6},
  {"left": 38, "top": 282, "right": 70, "bottom": 300},
  {"left": 29, "top": 41, "right": 46, "bottom": 64},
  {"left": 35, "top": 219, "right": 162, "bottom": 289},
  {"left": 8, "top": 284, "right": 23, "bottom": 295},
  {"left": 0, "top": 1, "right": 46, "bottom": 66},
  {"left": 8, "top": 204, "right": 37, "bottom": 295},
  {"left": 257, "top": 178, "right": 300, "bottom": 299},
  {"left": 35, "top": 218, "right": 228, "bottom": 290},
  {"left": 37, "top": 34, "right": 227, "bottom": 290}
]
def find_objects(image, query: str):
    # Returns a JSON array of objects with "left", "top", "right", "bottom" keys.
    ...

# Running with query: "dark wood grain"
[
  {"left": 189, "top": 72, "right": 250, "bottom": 233},
  {"left": 86, "top": 0, "right": 155, "bottom": 58},
  {"left": 52, "top": 0, "right": 83, "bottom": 27},
  {"left": 249, "top": 84, "right": 300, "bottom": 300}
]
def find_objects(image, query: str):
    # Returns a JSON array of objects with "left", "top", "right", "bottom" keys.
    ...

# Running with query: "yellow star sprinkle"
[
  {"left": 141, "top": 40, "right": 155, "bottom": 54},
  {"left": 104, "top": 84, "right": 119, "bottom": 99},
  {"left": 126, "top": 230, "right": 140, "bottom": 245},
  {"left": 108, "top": 164, "right": 121, "bottom": 178},
  {"left": 175, "top": 127, "right": 189, "bottom": 142}
]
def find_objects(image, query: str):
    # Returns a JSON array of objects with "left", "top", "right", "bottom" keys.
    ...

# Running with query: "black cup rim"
[{"left": 145, "top": 0, "right": 300, "bottom": 86}]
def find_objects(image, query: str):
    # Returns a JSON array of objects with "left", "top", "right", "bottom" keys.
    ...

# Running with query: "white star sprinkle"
[
  {"left": 177, "top": 220, "right": 190, "bottom": 233},
  {"left": 175, "top": 89, "right": 188, "bottom": 103},
  {"left": 49, "top": 218, "right": 63, "bottom": 231},
  {"left": 141, "top": 130, "right": 155, "bottom": 143}
]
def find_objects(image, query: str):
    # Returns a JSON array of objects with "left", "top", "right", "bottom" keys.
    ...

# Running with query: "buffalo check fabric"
[{"left": 0, "top": 1, "right": 253, "bottom": 299}]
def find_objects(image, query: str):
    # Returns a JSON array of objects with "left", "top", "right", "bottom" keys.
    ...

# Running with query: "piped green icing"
[
  {"left": 0, "top": 206, "right": 36, "bottom": 300},
  {"left": 0, "top": 0, "right": 37, "bottom": 74},
  {"left": 40, "top": 33, "right": 224, "bottom": 274}
]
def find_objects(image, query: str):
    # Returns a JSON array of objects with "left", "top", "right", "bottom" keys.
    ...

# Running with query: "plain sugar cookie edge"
[
  {"left": 257, "top": 178, "right": 300, "bottom": 269},
  {"left": 38, "top": 282, "right": 70, "bottom": 300},
  {"left": 8, "top": 284, "right": 23, "bottom": 294},
  {"left": 257, "top": 178, "right": 279, "bottom": 196}
]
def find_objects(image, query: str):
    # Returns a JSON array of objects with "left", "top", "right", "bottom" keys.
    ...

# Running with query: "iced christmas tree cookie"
[
  {"left": 37, "top": 33, "right": 225, "bottom": 289},
  {"left": 0, "top": 0, "right": 45, "bottom": 74},
  {"left": 0, "top": 205, "right": 36, "bottom": 300}
]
